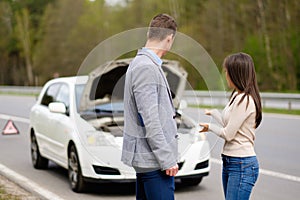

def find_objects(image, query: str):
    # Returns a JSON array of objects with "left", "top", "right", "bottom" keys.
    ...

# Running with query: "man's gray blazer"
[{"left": 121, "top": 49, "right": 178, "bottom": 171}]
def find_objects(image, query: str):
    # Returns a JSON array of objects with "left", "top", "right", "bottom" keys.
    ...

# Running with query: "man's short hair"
[{"left": 147, "top": 13, "right": 177, "bottom": 41}]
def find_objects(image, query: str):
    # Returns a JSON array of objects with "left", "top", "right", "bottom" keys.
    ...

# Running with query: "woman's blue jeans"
[{"left": 222, "top": 155, "right": 259, "bottom": 200}]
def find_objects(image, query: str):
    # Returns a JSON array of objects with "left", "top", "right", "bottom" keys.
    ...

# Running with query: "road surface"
[{"left": 0, "top": 94, "right": 299, "bottom": 199}]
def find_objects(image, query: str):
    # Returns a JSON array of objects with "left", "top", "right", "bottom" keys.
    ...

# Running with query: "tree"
[
  {"left": 33, "top": 0, "right": 84, "bottom": 83},
  {"left": 15, "top": 8, "right": 34, "bottom": 85},
  {"left": 0, "top": 0, "right": 299, "bottom": 91},
  {"left": 0, "top": 1, "right": 12, "bottom": 84}
]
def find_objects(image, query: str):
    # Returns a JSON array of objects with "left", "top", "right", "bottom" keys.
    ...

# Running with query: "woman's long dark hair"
[{"left": 223, "top": 52, "right": 262, "bottom": 128}]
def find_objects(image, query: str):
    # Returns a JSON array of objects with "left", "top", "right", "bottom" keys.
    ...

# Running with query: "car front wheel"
[
  {"left": 68, "top": 145, "right": 86, "bottom": 192},
  {"left": 31, "top": 133, "right": 48, "bottom": 169}
]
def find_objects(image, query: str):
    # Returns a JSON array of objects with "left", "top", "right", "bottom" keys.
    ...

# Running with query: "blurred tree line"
[{"left": 0, "top": 0, "right": 299, "bottom": 91}]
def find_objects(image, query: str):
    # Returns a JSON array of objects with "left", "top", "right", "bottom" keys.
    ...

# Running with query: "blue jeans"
[
  {"left": 222, "top": 155, "right": 259, "bottom": 200},
  {"left": 136, "top": 170, "right": 175, "bottom": 200}
]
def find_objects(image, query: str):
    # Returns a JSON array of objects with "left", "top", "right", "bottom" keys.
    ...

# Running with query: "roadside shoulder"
[{"left": 0, "top": 174, "right": 40, "bottom": 200}]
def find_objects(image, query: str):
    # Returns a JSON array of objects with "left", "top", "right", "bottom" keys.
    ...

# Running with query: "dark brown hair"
[
  {"left": 147, "top": 13, "right": 177, "bottom": 41},
  {"left": 223, "top": 52, "right": 262, "bottom": 128}
]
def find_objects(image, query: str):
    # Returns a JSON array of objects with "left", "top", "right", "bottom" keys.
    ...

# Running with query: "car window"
[
  {"left": 75, "top": 84, "right": 85, "bottom": 112},
  {"left": 56, "top": 84, "right": 70, "bottom": 111},
  {"left": 41, "top": 83, "right": 61, "bottom": 106}
]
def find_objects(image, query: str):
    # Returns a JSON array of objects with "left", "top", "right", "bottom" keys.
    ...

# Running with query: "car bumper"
[{"left": 80, "top": 139, "right": 210, "bottom": 183}]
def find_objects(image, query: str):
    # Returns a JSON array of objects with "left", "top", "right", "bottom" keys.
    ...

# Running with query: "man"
[{"left": 121, "top": 14, "right": 179, "bottom": 199}]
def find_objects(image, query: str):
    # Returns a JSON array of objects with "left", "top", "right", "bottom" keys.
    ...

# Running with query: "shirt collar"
[{"left": 141, "top": 47, "right": 163, "bottom": 66}]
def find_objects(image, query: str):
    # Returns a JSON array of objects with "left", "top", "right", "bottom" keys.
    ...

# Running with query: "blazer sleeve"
[{"left": 132, "top": 64, "right": 177, "bottom": 170}]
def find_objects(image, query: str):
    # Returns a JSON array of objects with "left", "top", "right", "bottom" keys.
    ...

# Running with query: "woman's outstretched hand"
[
  {"left": 199, "top": 109, "right": 211, "bottom": 132},
  {"left": 199, "top": 123, "right": 209, "bottom": 132},
  {"left": 204, "top": 109, "right": 212, "bottom": 115}
]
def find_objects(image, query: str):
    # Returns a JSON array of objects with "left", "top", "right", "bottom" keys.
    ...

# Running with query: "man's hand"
[{"left": 166, "top": 164, "right": 179, "bottom": 176}]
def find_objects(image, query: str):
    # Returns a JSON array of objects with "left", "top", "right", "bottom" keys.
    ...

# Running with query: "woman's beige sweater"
[{"left": 209, "top": 92, "right": 257, "bottom": 157}]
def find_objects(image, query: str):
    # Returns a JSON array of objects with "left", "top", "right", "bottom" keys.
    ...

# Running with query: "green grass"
[
  {"left": 0, "top": 186, "right": 20, "bottom": 200},
  {"left": 189, "top": 104, "right": 300, "bottom": 116},
  {"left": 262, "top": 108, "right": 300, "bottom": 115},
  {"left": 0, "top": 91, "right": 39, "bottom": 97}
]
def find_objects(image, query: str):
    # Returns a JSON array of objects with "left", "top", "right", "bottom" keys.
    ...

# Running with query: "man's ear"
[{"left": 166, "top": 34, "right": 174, "bottom": 43}]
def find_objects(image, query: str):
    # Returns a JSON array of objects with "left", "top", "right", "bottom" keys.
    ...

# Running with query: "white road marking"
[
  {"left": 259, "top": 168, "right": 300, "bottom": 183},
  {"left": 210, "top": 158, "right": 300, "bottom": 183},
  {"left": 0, "top": 113, "right": 29, "bottom": 124},
  {"left": 0, "top": 163, "right": 64, "bottom": 200}
]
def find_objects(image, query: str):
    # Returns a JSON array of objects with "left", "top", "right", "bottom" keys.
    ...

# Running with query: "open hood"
[{"left": 79, "top": 58, "right": 187, "bottom": 112}]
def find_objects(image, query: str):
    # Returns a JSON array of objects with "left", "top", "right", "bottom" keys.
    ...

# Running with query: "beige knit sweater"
[{"left": 209, "top": 92, "right": 257, "bottom": 157}]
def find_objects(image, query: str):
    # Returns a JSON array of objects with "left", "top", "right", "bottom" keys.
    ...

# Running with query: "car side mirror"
[{"left": 49, "top": 102, "right": 67, "bottom": 114}]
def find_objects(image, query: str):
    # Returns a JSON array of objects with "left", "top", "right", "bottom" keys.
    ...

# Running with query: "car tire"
[
  {"left": 181, "top": 177, "right": 202, "bottom": 186},
  {"left": 68, "top": 145, "right": 86, "bottom": 193},
  {"left": 31, "top": 133, "right": 48, "bottom": 169}
]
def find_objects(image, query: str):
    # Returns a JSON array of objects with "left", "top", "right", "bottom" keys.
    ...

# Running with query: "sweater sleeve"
[
  {"left": 210, "top": 109, "right": 224, "bottom": 126},
  {"left": 209, "top": 95, "right": 255, "bottom": 141}
]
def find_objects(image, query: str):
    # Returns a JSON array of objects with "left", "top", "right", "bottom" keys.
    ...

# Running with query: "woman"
[{"left": 200, "top": 52, "right": 262, "bottom": 200}]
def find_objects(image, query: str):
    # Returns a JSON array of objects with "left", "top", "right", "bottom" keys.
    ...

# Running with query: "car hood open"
[{"left": 79, "top": 58, "right": 187, "bottom": 111}]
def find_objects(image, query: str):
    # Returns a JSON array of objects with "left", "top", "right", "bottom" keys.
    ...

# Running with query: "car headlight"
[{"left": 85, "top": 131, "right": 118, "bottom": 147}]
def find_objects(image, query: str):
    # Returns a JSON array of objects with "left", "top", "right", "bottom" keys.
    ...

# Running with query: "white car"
[{"left": 29, "top": 58, "right": 210, "bottom": 192}]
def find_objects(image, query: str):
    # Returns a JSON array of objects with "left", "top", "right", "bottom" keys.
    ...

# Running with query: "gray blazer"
[{"left": 121, "top": 49, "right": 178, "bottom": 171}]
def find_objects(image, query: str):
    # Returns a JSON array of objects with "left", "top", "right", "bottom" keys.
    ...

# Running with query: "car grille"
[
  {"left": 93, "top": 165, "right": 121, "bottom": 175},
  {"left": 194, "top": 160, "right": 209, "bottom": 170}
]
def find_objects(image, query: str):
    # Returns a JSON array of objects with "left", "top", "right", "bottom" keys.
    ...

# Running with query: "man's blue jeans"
[
  {"left": 222, "top": 155, "right": 259, "bottom": 200},
  {"left": 136, "top": 170, "right": 175, "bottom": 200}
]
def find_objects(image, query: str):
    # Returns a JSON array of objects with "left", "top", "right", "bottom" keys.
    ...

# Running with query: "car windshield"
[
  {"left": 93, "top": 102, "right": 124, "bottom": 113},
  {"left": 79, "top": 101, "right": 193, "bottom": 137},
  {"left": 79, "top": 101, "right": 123, "bottom": 121}
]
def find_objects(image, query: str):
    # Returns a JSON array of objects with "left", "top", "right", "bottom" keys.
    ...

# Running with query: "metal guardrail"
[
  {"left": 1, "top": 86, "right": 299, "bottom": 110},
  {"left": 0, "top": 86, "right": 42, "bottom": 96},
  {"left": 183, "top": 90, "right": 300, "bottom": 110},
  {"left": 260, "top": 92, "right": 300, "bottom": 110}
]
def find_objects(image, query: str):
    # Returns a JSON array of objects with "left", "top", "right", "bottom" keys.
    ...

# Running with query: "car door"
[
  {"left": 47, "top": 83, "right": 73, "bottom": 165},
  {"left": 33, "top": 83, "right": 61, "bottom": 156}
]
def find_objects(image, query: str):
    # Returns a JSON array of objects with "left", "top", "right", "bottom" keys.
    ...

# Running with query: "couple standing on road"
[{"left": 121, "top": 13, "right": 262, "bottom": 200}]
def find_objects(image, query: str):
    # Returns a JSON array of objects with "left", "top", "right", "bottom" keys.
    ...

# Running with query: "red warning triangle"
[{"left": 2, "top": 120, "right": 19, "bottom": 135}]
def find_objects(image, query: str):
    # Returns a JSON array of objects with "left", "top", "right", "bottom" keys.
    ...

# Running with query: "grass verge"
[
  {"left": 0, "top": 185, "right": 20, "bottom": 200},
  {"left": 262, "top": 108, "right": 300, "bottom": 115}
]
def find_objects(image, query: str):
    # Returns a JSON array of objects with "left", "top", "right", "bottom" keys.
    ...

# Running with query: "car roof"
[{"left": 46, "top": 76, "right": 88, "bottom": 85}]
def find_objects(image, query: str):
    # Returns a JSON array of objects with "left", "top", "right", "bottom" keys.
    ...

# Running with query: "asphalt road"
[{"left": 0, "top": 94, "right": 300, "bottom": 200}]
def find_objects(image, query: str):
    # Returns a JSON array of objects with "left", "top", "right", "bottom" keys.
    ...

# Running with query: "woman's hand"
[
  {"left": 199, "top": 123, "right": 209, "bottom": 132},
  {"left": 199, "top": 109, "right": 212, "bottom": 132},
  {"left": 204, "top": 109, "right": 212, "bottom": 115}
]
